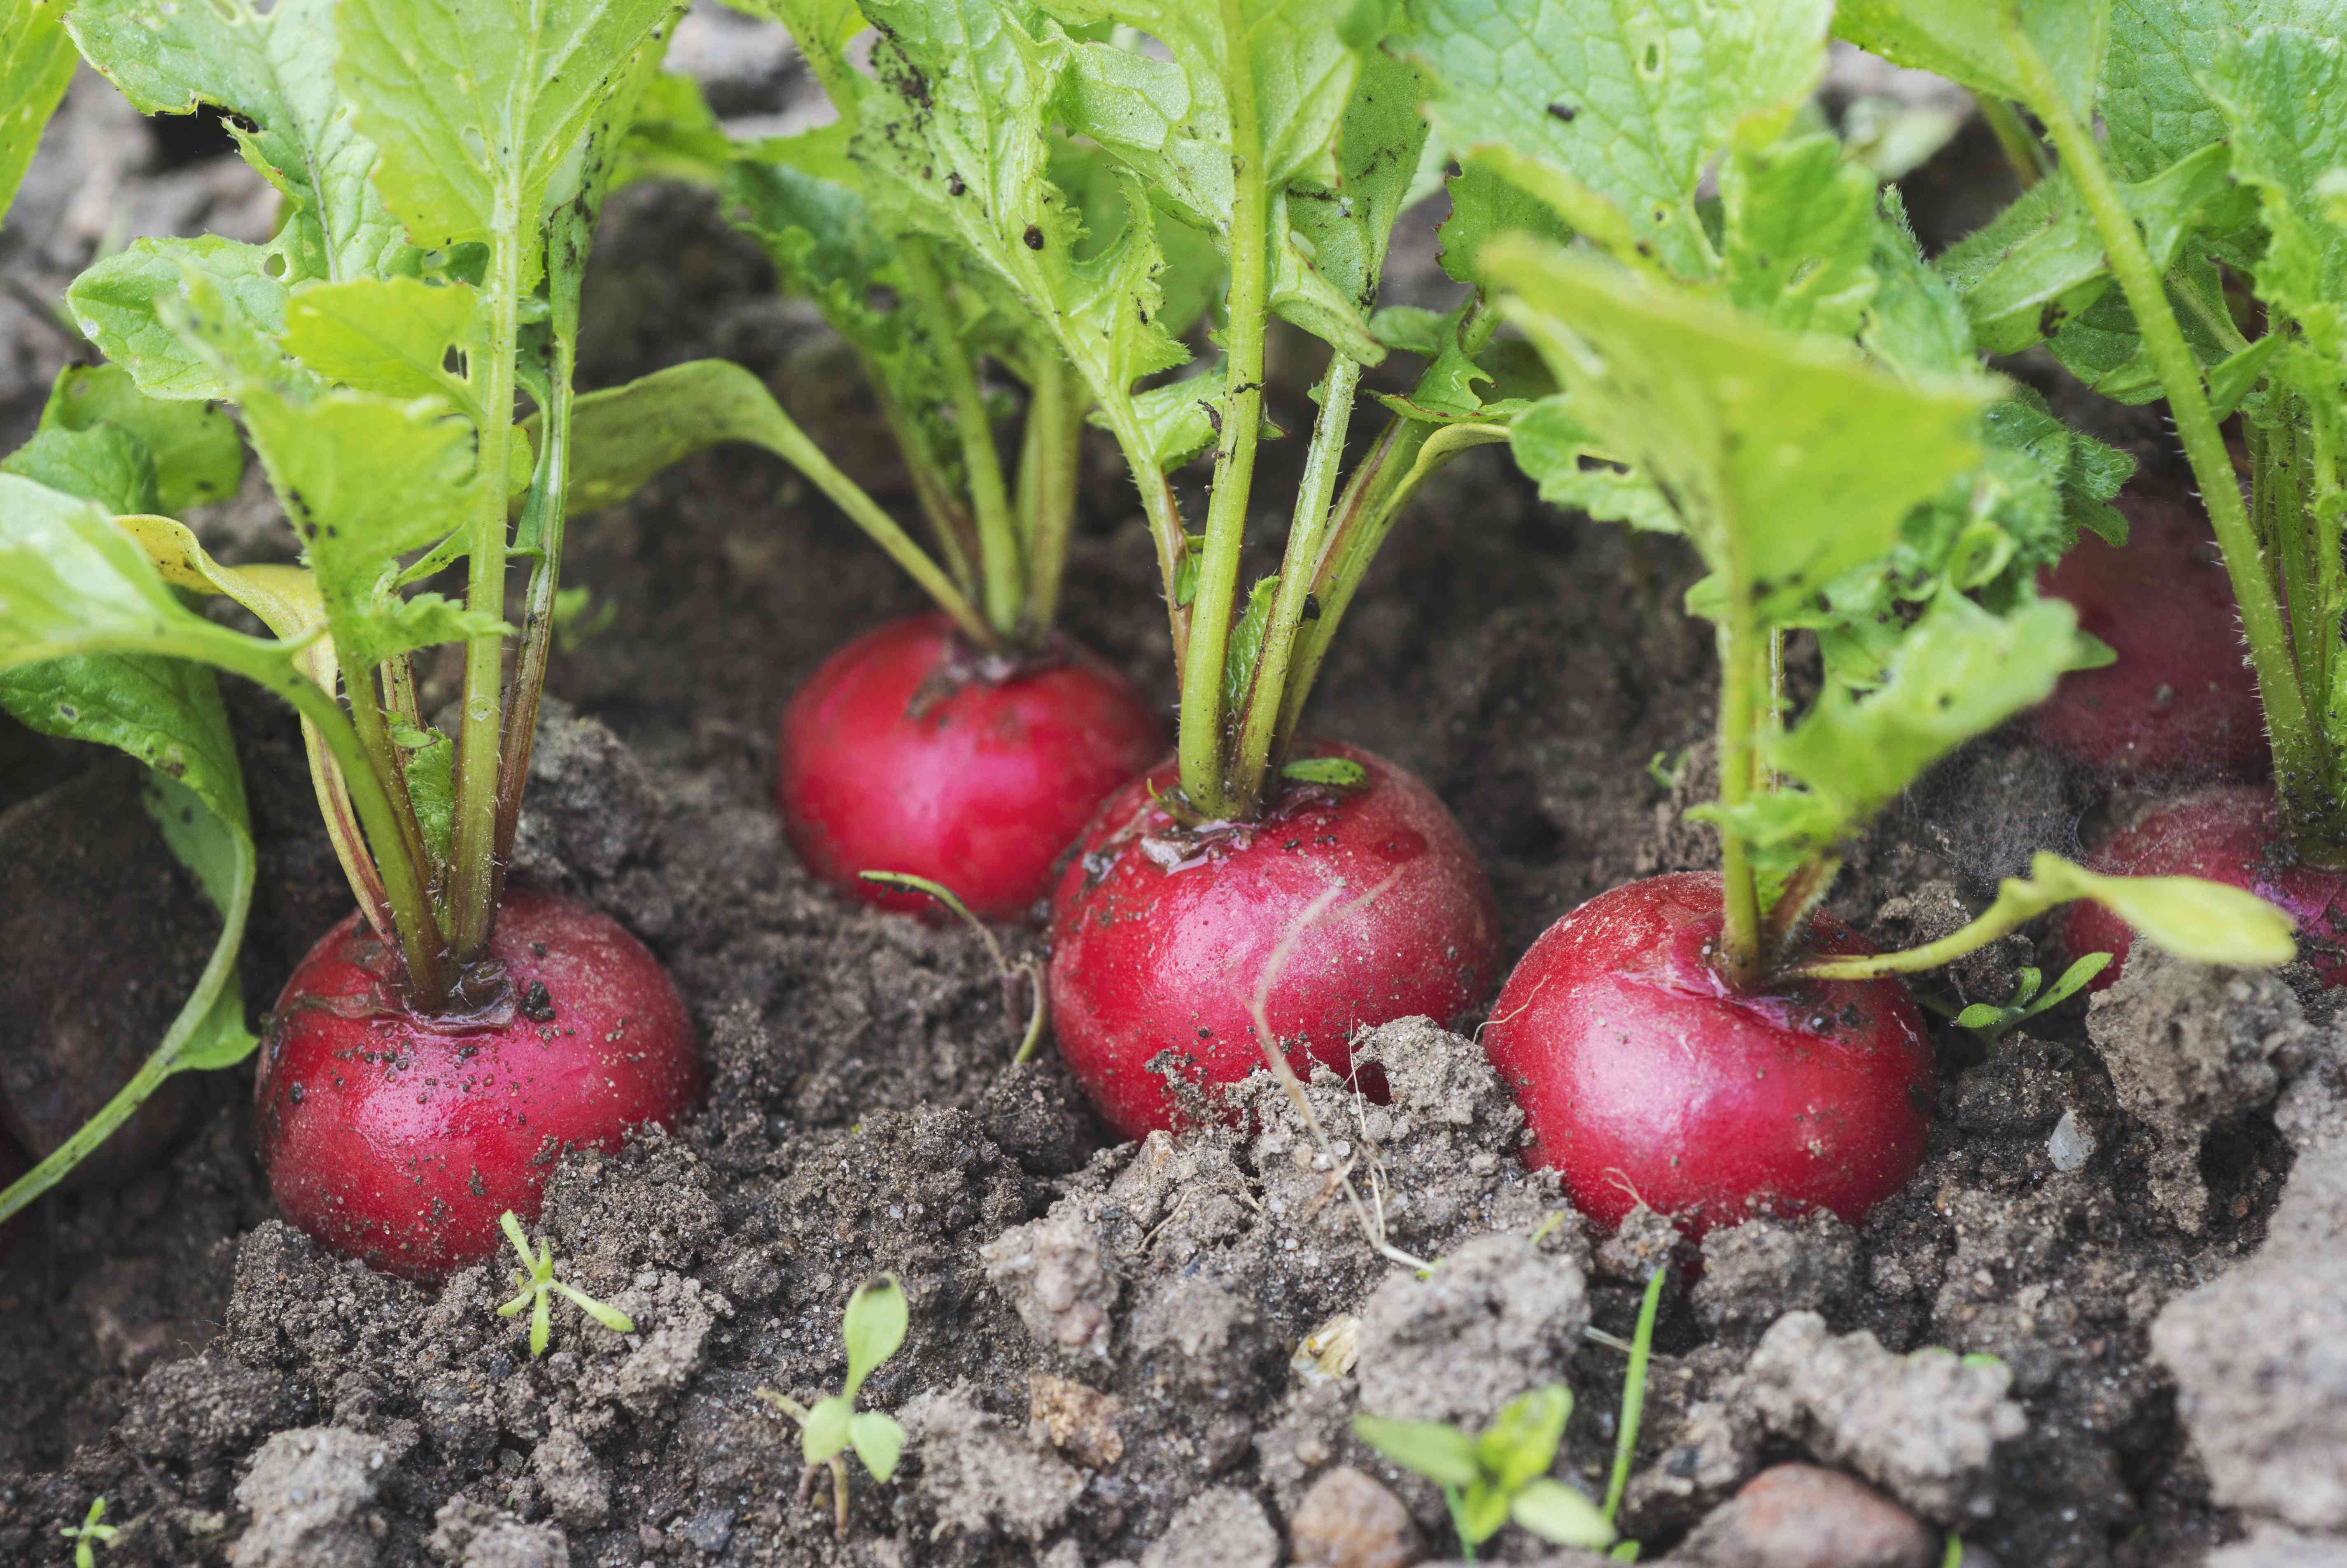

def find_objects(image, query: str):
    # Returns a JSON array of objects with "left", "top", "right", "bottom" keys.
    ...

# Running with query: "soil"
[{"left": 4, "top": 19, "right": 2346, "bottom": 1568}]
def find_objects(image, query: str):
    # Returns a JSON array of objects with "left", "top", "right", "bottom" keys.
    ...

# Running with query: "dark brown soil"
[{"left": 3, "top": 35, "right": 2345, "bottom": 1568}]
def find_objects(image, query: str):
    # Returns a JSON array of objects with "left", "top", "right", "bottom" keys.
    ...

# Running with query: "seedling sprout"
[
  {"left": 61, "top": 1497, "right": 115, "bottom": 1568},
  {"left": 1353, "top": 1384, "right": 1615, "bottom": 1560},
  {"left": 756, "top": 1273, "right": 910, "bottom": 1538},
  {"left": 496, "top": 1211, "right": 637, "bottom": 1358}
]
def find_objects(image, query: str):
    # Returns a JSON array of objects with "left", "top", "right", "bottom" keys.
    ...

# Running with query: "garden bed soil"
[{"left": 5, "top": 29, "right": 2347, "bottom": 1568}]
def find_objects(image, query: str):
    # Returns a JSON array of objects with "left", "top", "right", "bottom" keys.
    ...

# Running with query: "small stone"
[
  {"left": 679, "top": 1507, "right": 735, "bottom": 1553},
  {"left": 2045, "top": 1109, "right": 2093, "bottom": 1172},
  {"left": 1290, "top": 1467, "right": 1421, "bottom": 1568},
  {"left": 1675, "top": 1464, "right": 1936, "bottom": 1568}
]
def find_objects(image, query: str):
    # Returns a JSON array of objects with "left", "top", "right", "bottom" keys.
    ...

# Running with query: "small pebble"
[
  {"left": 1289, "top": 1466, "right": 1421, "bottom": 1568},
  {"left": 1677, "top": 1463, "right": 1936, "bottom": 1568},
  {"left": 2047, "top": 1109, "right": 2094, "bottom": 1172}
]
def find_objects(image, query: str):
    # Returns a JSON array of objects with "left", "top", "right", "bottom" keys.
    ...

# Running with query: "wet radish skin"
[
  {"left": 2067, "top": 785, "right": 2347, "bottom": 990},
  {"left": 255, "top": 890, "right": 702, "bottom": 1280},
  {"left": 1048, "top": 741, "right": 1500, "bottom": 1140},
  {"left": 1481, "top": 872, "right": 1934, "bottom": 1239},
  {"left": 2030, "top": 482, "right": 2268, "bottom": 785},
  {"left": 779, "top": 613, "right": 1164, "bottom": 922}
]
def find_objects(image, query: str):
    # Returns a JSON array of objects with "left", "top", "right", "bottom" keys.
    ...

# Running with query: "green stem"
[
  {"left": 491, "top": 326, "right": 577, "bottom": 904},
  {"left": 2012, "top": 20, "right": 2329, "bottom": 853},
  {"left": 874, "top": 379, "right": 982, "bottom": 599},
  {"left": 1178, "top": 2, "right": 1271, "bottom": 817},
  {"left": 1976, "top": 97, "right": 2048, "bottom": 189},
  {"left": 1786, "top": 902, "right": 2037, "bottom": 981},
  {"left": 1715, "top": 561, "right": 1766, "bottom": 988},
  {"left": 901, "top": 239, "right": 1020, "bottom": 643},
  {"left": 1018, "top": 357, "right": 1085, "bottom": 631},
  {"left": 2309, "top": 406, "right": 2345, "bottom": 755},
  {"left": 446, "top": 226, "right": 525, "bottom": 962},
  {"left": 255, "top": 650, "right": 452, "bottom": 1000},
  {"left": 1603, "top": 1267, "right": 1668, "bottom": 1527},
  {"left": 1232, "top": 354, "right": 1362, "bottom": 811},
  {"left": 345, "top": 659, "right": 440, "bottom": 920},
  {"left": 2272, "top": 411, "right": 2319, "bottom": 708}
]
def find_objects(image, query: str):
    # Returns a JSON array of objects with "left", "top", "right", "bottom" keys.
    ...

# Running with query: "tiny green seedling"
[
  {"left": 1944, "top": 953, "right": 2111, "bottom": 1042},
  {"left": 1598, "top": 1266, "right": 1669, "bottom": 1559},
  {"left": 495, "top": 1211, "right": 636, "bottom": 1358},
  {"left": 1353, "top": 1385, "right": 1614, "bottom": 1559},
  {"left": 61, "top": 1497, "right": 115, "bottom": 1568},
  {"left": 756, "top": 1273, "right": 909, "bottom": 1538},
  {"left": 856, "top": 872, "right": 1047, "bottom": 1064}
]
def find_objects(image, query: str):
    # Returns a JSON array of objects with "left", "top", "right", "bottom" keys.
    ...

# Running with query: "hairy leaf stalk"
[
  {"left": 1178, "top": 0, "right": 1272, "bottom": 818},
  {"left": 2010, "top": 22, "right": 2339, "bottom": 858}
]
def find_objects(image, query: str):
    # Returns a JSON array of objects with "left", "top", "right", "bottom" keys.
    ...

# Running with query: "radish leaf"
[
  {"left": 37, "top": 366, "right": 244, "bottom": 513},
  {"left": 1720, "top": 130, "right": 1880, "bottom": 338},
  {"left": 0, "top": 0, "right": 78, "bottom": 224},
  {"left": 1489, "top": 240, "right": 1993, "bottom": 620},
  {"left": 336, "top": 0, "right": 674, "bottom": 264},
  {"left": 69, "top": 0, "right": 406, "bottom": 282},
  {"left": 1402, "top": 0, "right": 1831, "bottom": 278},
  {"left": 1834, "top": 0, "right": 2110, "bottom": 121}
]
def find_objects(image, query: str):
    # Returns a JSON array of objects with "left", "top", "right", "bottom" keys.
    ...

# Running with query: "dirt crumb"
[
  {"left": 1622, "top": 1375, "right": 1761, "bottom": 1535},
  {"left": 901, "top": 1382, "right": 1085, "bottom": 1542},
  {"left": 1694, "top": 1212, "right": 1860, "bottom": 1344},
  {"left": 1674, "top": 1463, "right": 1936, "bottom": 1568},
  {"left": 2154, "top": 1140, "right": 2347, "bottom": 1534},
  {"left": 2085, "top": 947, "right": 2312, "bottom": 1232},
  {"left": 118, "top": 1356, "right": 306, "bottom": 1489},
  {"left": 508, "top": 696, "right": 660, "bottom": 889},
  {"left": 1028, "top": 1371, "right": 1124, "bottom": 1468},
  {"left": 984, "top": 1205, "right": 1117, "bottom": 1357},
  {"left": 425, "top": 1497, "right": 569, "bottom": 1567},
  {"left": 229, "top": 1426, "right": 394, "bottom": 1568},
  {"left": 528, "top": 1427, "right": 610, "bottom": 1529},
  {"left": 1594, "top": 1203, "right": 1683, "bottom": 1282},
  {"left": 1356, "top": 1231, "right": 1589, "bottom": 1426},
  {"left": 2206, "top": 1524, "right": 2347, "bottom": 1568},
  {"left": 1745, "top": 1313, "right": 2025, "bottom": 1525},
  {"left": 1290, "top": 1465, "right": 1422, "bottom": 1568},
  {"left": 1134, "top": 1486, "right": 1278, "bottom": 1568}
]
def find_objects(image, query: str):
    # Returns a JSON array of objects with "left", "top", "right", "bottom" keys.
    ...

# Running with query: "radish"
[
  {"left": 0, "top": 2, "right": 720, "bottom": 1259},
  {"left": 254, "top": 890, "right": 700, "bottom": 1280},
  {"left": 1481, "top": 873, "right": 1930, "bottom": 1238},
  {"left": 2029, "top": 480, "right": 2266, "bottom": 785},
  {"left": 2067, "top": 785, "right": 2347, "bottom": 989},
  {"left": 1049, "top": 743, "right": 1499, "bottom": 1138},
  {"left": 1478, "top": 189, "right": 2293, "bottom": 1237},
  {"left": 684, "top": 15, "right": 1522, "bottom": 1129},
  {"left": 779, "top": 615, "right": 1160, "bottom": 920}
]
